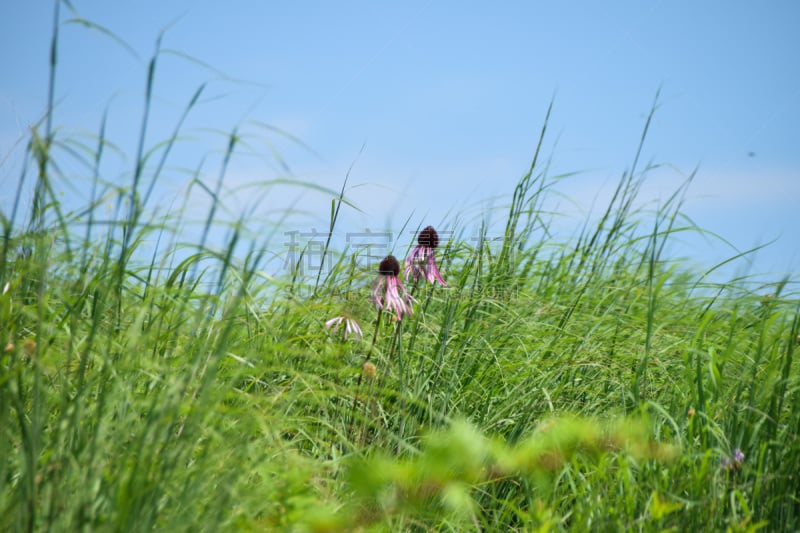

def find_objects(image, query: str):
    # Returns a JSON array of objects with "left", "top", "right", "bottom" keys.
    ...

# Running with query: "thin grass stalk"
[
  {"left": 141, "top": 83, "right": 206, "bottom": 207},
  {"left": 313, "top": 155, "right": 356, "bottom": 296},
  {"left": 350, "top": 308, "right": 383, "bottom": 443},
  {"left": 494, "top": 99, "right": 552, "bottom": 287},
  {"left": 122, "top": 34, "right": 161, "bottom": 255}
]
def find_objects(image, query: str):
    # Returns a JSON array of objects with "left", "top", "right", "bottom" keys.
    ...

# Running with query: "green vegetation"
[{"left": 2, "top": 7, "right": 798, "bottom": 532}]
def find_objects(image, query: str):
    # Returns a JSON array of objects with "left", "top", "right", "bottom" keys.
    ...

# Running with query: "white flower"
[{"left": 325, "top": 315, "right": 363, "bottom": 340}]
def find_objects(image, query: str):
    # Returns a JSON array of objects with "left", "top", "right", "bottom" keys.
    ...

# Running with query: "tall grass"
[{"left": 2, "top": 4, "right": 799, "bottom": 531}]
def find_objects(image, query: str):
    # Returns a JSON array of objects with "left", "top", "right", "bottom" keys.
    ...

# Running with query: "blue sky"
[{"left": 2, "top": 1, "right": 799, "bottom": 281}]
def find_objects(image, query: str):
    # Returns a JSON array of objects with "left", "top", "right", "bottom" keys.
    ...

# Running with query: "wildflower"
[
  {"left": 362, "top": 361, "right": 377, "bottom": 380},
  {"left": 722, "top": 448, "right": 745, "bottom": 472},
  {"left": 405, "top": 225, "right": 446, "bottom": 286},
  {"left": 372, "top": 255, "right": 415, "bottom": 320},
  {"left": 325, "top": 315, "right": 363, "bottom": 341}
]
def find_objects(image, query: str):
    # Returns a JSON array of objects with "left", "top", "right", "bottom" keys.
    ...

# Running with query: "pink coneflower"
[
  {"left": 372, "top": 255, "right": 416, "bottom": 320},
  {"left": 405, "top": 226, "right": 446, "bottom": 286},
  {"left": 325, "top": 315, "right": 363, "bottom": 340}
]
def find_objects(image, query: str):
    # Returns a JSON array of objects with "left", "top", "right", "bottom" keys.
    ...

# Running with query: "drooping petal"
[
  {"left": 381, "top": 275, "right": 415, "bottom": 320},
  {"left": 325, "top": 316, "right": 344, "bottom": 330},
  {"left": 345, "top": 318, "right": 363, "bottom": 339},
  {"left": 405, "top": 245, "right": 428, "bottom": 282},
  {"left": 371, "top": 276, "right": 387, "bottom": 309},
  {"left": 427, "top": 253, "right": 447, "bottom": 286},
  {"left": 385, "top": 276, "right": 406, "bottom": 320}
]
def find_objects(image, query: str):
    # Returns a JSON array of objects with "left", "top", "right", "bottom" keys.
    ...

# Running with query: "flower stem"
[{"left": 348, "top": 308, "right": 382, "bottom": 445}]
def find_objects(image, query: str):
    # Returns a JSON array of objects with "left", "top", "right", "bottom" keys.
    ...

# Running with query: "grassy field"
[{"left": 2, "top": 9, "right": 799, "bottom": 532}]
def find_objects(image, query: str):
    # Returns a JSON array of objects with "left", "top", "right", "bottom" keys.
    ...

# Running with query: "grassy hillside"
[{"left": 2, "top": 10, "right": 799, "bottom": 532}]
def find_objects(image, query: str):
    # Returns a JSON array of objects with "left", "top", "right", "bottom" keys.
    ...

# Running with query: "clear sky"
[{"left": 2, "top": 1, "right": 799, "bottom": 282}]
